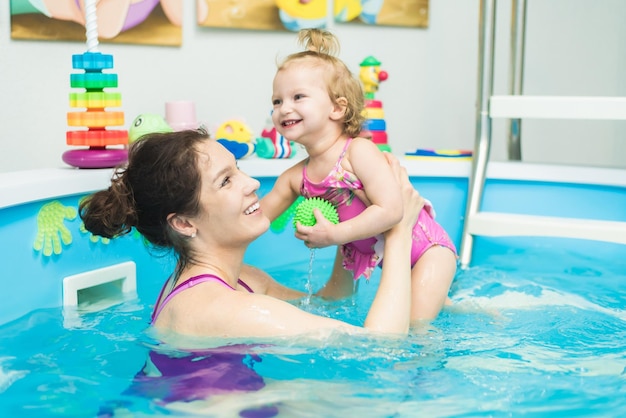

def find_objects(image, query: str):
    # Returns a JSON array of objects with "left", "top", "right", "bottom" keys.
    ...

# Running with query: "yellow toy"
[
  {"left": 359, "top": 56, "right": 388, "bottom": 100},
  {"left": 359, "top": 56, "right": 390, "bottom": 152},
  {"left": 215, "top": 120, "right": 253, "bottom": 143},
  {"left": 276, "top": 0, "right": 361, "bottom": 31},
  {"left": 215, "top": 119, "right": 255, "bottom": 159}
]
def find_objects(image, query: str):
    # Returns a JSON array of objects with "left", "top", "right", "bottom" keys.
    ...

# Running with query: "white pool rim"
[{"left": 1, "top": 157, "right": 625, "bottom": 210}]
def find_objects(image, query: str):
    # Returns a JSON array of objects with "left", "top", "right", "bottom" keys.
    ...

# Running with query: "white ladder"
[{"left": 458, "top": 1, "right": 626, "bottom": 268}]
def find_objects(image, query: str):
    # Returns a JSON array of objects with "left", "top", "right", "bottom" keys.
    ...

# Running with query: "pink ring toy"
[
  {"left": 62, "top": 148, "right": 128, "bottom": 169},
  {"left": 365, "top": 100, "right": 383, "bottom": 108}
]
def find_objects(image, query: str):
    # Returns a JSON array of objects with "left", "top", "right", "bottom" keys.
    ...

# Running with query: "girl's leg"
[{"left": 410, "top": 245, "right": 457, "bottom": 323}]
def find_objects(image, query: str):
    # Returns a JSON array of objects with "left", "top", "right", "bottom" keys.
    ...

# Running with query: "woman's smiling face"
[{"left": 194, "top": 140, "right": 269, "bottom": 246}]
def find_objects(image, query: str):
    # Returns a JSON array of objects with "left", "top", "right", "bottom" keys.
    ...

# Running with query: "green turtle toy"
[{"left": 129, "top": 113, "right": 173, "bottom": 143}]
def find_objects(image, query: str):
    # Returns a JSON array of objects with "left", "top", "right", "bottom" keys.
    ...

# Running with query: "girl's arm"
[
  {"left": 229, "top": 155, "right": 418, "bottom": 338},
  {"left": 256, "top": 160, "right": 353, "bottom": 301},
  {"left": 296, "top": 138, "right": 403, "bottom": 248},
  {"left": 338, "top": 138, "right": 403, "bottom": 239},
  {"left": 259, "top": 161, "right": 304, "bottom": 222}
]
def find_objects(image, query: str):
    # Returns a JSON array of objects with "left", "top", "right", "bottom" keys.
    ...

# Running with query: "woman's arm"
[
  {"left": 160, "top": 164, "right": 419, "bottom": 339},
  {"left": 240, "top": 264, "right": 306, "bottom": 300},
  {"left": 242, "top": 252, "right": 354, "bottom": 302},
  {"left": 256, "top": 154, "right": 424, "bottom": 303},
  {"left": 232, "top": 156, "right": 418, "bottom": 337},
  {"left": 363, "top": 155, "right": 420, "bottom": 334}
]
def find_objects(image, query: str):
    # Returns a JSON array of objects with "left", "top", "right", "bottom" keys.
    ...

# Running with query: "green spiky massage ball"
[{"left": 293, "top": 197, "right": 339, "bottom": 228}]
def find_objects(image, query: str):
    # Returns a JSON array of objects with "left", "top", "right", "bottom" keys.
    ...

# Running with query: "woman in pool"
[{"left": 80, "top": 128, "right": 422, "bottom": 338}]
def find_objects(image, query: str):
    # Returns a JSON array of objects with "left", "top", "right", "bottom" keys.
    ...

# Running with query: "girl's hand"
[{"left": 294, "top": 208, "right": 338, "bottom": 248}]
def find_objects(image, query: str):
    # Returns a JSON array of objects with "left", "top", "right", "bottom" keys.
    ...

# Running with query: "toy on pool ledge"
[
  {"left": 404, "top": 149, "right": 473, "bottom": 161},
  {"left": 293, "top": 197, "right": 339, "bottom": 229},
  {"left": 129, "top": 100, "right": 202, "bottom": 143},
  {"left": 165, "top": 100, "right": 201, "bottom": 132},
  {"left": 128, "top": 113, "right": 173, "bottom": 143},
  {"left": 358, "top": 56, "right": 390, "bottom": 152},
  {"left": 215, "top": 119, "right": 255, "bottom": 160},
  {"left": 255, "top": 114, "right": 296, "bottom": 159},
  {"left": 62, "top": 0, "right": 129, "bottom": 169}
]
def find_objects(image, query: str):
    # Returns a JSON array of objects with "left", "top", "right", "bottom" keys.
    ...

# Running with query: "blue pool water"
[{"left": 1, "top": 242, "right": 625, "bottom": 417}]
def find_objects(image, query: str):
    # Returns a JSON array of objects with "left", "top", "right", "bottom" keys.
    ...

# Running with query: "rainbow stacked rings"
[
  {"left": 63, "top": 52, "right": 129, "bottom": 169},
  {"left": 362, "top": 99, "right": 390, "bottom": 152}
]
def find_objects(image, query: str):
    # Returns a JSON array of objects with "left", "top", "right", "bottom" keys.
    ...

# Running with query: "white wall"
[{"left": 0, "top": 0, "right": 624, "bottom": 173}]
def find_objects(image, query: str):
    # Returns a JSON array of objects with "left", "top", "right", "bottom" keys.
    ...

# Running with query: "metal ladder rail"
[
  {"left": 459, "top": 0, "right": 497, "bottom": 269},
  {"left": 459, "top": 0, "right": 626, "bottom": 269}
]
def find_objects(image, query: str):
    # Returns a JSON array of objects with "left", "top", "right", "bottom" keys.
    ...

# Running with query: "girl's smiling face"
[{"left": 271, "top": 62, "right": 336, "bottom": 145}]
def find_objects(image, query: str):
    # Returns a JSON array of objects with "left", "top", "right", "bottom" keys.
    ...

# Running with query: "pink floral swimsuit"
[{"left": 300, "top": 138, "right": 457, "bottom": 280}]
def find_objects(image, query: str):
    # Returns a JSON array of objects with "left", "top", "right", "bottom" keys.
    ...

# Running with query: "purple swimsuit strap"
[
  {"left": 237, "top": 278, "right": 254, "bottom": 293},
  {"left": 151, "top": 273, "right": 254, "bottom": 323}
]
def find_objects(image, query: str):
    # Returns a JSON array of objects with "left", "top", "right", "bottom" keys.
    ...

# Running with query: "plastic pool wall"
[{"left": 1, "top": 166, "right": 626, "bottom": 326}]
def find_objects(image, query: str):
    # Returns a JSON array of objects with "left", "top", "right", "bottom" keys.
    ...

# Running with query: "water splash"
[{"left": 301, "top": 249, "right": 316, "bottom": 305}]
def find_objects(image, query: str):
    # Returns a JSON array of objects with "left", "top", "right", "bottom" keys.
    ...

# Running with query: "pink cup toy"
[{"left": 165, "top": 100, "right": 200, "bottom": 131}]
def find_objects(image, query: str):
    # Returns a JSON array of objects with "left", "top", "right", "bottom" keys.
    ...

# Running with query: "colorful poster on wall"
[
  {"left": 336, "top": 0, "right": 429, "bottom": 28},
  {"left": 9, "top": 0, "right": 183, "bottom": 46},
  {"left": 197, "top": 0, "right": 286, "bottom": 31},
  {"left": 197, "top": 0, "right": 428, "bottom": 31}
]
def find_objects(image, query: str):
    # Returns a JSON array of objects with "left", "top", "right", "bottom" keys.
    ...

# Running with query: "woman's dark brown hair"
[{"left": 80, "top": 128, "right": 210, "bottom": 275}]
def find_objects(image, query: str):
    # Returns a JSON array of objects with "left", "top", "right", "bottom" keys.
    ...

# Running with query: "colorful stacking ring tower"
[
  {"left": 358, "top": 56, "right": 390, "bottom": 152},
  {"left": 62, "top": 1, "right": 128, "bottom": 169},
  {"left": 363, "top": 99, "right": 389, "bottom": 152}
]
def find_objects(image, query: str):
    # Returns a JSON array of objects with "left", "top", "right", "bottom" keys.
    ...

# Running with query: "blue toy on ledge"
[
  {"left": 215, "top": 119, "right": 255, "bottom": 159},
  {"left": 404, "top": 149, "right": 473, "bottom": 161}
]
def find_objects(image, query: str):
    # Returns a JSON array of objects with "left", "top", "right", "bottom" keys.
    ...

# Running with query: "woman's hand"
[{"left": 385, "top": 153, "right": 423, "bottom": 234}]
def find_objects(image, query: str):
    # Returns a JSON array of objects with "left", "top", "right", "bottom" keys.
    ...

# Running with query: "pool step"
[
  {"left": 466, "top": 212, "right": 626, "bottom": 245},
  {"left": 460, "top": 2, "right": 626, "bottom": 269},
  {"left": 489, "top": 95, "right": 626, "bottom": 120}
]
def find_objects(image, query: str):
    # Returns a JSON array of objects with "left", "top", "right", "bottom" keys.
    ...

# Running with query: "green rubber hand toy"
[
  {"left": 33, "top": 201, "right": 77, "bottom": 256},
  {"left": 293, "top": 197, "right": 339, "bottom": 229},
  {"left": 80, "top": 223, "right": 111, "bottom": 244}
]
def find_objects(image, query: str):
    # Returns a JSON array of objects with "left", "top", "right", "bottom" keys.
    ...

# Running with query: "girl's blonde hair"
[{"left": 278, "top": 29, "right": 365, "bottom": 137}]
